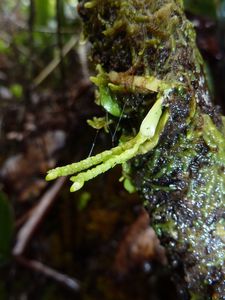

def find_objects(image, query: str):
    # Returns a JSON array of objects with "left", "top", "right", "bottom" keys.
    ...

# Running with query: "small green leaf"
[
  {"left": 91, "top": 65, "right": 122, "bottom": 117},
  {"left": 0, "top": 192, "right": 13, "bottom": 265},
  {"left": 87, "top": 116, "right": 112, "bottom": 132},
  {"left": 99, "top": 86, "right": 122, "bottom": 117},
  {"left": 10, "top": 84, "right": 23, "bottom": 99}
]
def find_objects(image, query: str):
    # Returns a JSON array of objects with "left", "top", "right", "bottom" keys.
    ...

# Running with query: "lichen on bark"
[{"left": 46, "top": 0, "right": 225, "bottom": 298}]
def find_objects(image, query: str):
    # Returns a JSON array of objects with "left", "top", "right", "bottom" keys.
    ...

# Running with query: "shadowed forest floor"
[{"left": 0, "top": 1, "right": 224, "bottom": 299}]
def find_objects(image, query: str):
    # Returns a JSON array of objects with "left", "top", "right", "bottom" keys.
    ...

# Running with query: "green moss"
[{"left": 131, "top": 112, "right": 225, "bottom": 297}]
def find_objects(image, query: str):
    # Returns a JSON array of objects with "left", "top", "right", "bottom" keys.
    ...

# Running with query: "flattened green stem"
[
  {"left": 69, "top": 100, "right": 168, "bottom": 192},
  {"left": 46, "top": 135, "right": 140, "bottom": 181},
  {"left": 108, "top": 71, "right": 175, "bottom": 93},
  {"left": 70, "top": 142, "right": 141, "bottom": 192},
  {"left": 69, "top": 97, "right": 166, "bottom": 192},
  {"left": 91, "top": 66, "right": 180, "bottom": 100},
  {"left": 46, "top": 94, "right": 167, "bottom": 192}
]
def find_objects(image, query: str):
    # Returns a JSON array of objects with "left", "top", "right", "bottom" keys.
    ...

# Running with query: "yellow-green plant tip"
[
  {"left": 84, "top": 1, "right": 96, "bottom": 9},
  {"left": 123, "top": 178, "right": 136, "bottom": 193},
  {"left": 70, "top": 181, "right": 84, "bottom": 192},
  {"left": 45, "top": 172, "right": 57, "bottom": 181}
]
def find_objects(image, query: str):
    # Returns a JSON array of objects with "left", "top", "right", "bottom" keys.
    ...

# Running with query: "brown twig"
[
  {"left": 32, "top": 36, "right": 78, "bottom": 87},
  {"left": 13, "top": 177, "right": 66, "bottom": 256},
  {"left": 13, "top": 177, "right": 81, "bottom": 291},
  {"left": 77, "top": 43, "right": 89, "bottom": 80},
  {"left": 15, "top": 205, "right": 36, "bottom": 228},
  {"left": 15, "top": 256, "right": 80, "bottom": 291}
]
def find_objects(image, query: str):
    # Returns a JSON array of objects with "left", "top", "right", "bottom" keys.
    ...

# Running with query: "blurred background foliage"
[
  {"left": 0, "top": 0, "right": 80, "bottom": 94},
  {"left": 0, "top": 192, "right": 13, "bottom": 265},
  {"left": 0, "top": 0, "right": 224, "bottom": 299},
  {"left": 184, "top": 0, "right": 218, "bottom": 18}
]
